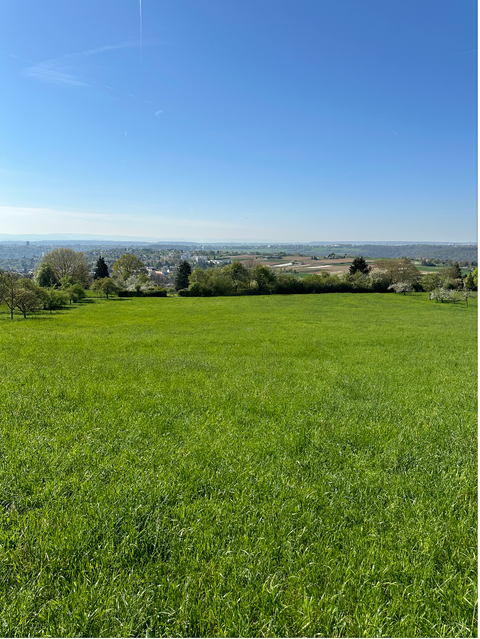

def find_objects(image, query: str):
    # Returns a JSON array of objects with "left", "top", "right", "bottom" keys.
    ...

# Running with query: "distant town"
[{"left": 0, "top": 240, "right": 476, "bottom": 289}]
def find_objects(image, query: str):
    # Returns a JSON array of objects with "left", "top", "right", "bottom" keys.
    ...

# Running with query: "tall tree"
[
  {"left": 447, "top": 262, "right": 462, "bottom": 280},
  {"left": 41, "top": 248, "right": 90, "bottom": 286},
  {"left": 94, "top": 256, "right": 109, "bottom": 279},
  {"left": 225, "top": 261, "right": 248, "bottom": 292},
  {"left": 349, "top": 256, "right": 371, "bottom": 275},
  {"left": 175, "top": 261, "right": 192, "bottom": 290},
  {"left": 112, "top": 254, "right": 147, "bottom": 281},
  {"left": 251, "top": 264, "right": 276, "bottom": 293},
  {"left": 464, "top": 268, "right": 477, "bottom": 291},
  {"left": 375, "top": 258, "right": 421, "bottom": 285},
  {"left": 421, "top": 272, "right": 441, "bottom": 292},
  {"left": 34, "top": 262, "right": 58, "bottom": 288}
]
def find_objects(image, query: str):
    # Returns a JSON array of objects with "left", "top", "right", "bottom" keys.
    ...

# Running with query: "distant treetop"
[{"left": 94, "top": 256, "right": 109, "bottom": 280}]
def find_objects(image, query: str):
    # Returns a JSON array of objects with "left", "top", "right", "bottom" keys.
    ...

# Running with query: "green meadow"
[{"left": 0, "top": 293, "right": 477, "bottom": 637}]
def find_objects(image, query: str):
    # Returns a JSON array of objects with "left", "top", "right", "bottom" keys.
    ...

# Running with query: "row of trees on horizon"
[{"left": 0, "top": 249, "right": 477, "bottom": 319}]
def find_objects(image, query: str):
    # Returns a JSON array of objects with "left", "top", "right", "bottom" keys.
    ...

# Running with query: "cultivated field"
[
  {"left": 230, "top": 255, "right": 462, "bottom": 277},
  {"left": 0, "top": 294, "right": 477, "bottom": 637},
  {"left": 233, "top": 254, "right": 359, "bottom": 276}
]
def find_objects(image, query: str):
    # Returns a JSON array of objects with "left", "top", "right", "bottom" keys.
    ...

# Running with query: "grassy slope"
[{"left": 0, "top": 294, "right": 477, "bottom": 637}]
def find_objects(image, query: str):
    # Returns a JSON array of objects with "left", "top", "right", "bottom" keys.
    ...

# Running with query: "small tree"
[
  {"left": 123, "top": 275, "right": 153, "bottom": 293},
  {"left": 447, "top": 262, "right": 462, "bottom": 280},
  {"left": 449, "top": 289, "right": 463, "bottom": 304},
  {"left": 41, "top": 289, "right": 68, "bottom": 313},
  {"left": 349, "top": 256, "right": 371, "bottom": 275},
  {"left": 70, "top": 284, "right": 86, "bottom": 303},
  {"left": 438, "top": 287, "right": 450, "bottom": 303},
  {"left": 441, "top": 276, "right": 458, "bottom": 291},
  {"left": 388, "top": 281, "right": 412, "bottom": 295},
  {"left": 59, "top": 277, "right": 85, "bottom": 304},
  {"left": 463, "top": 289, "right": 473, "bottom": 307},
  {"left": 16, "top": 288, "right": 43, "bottom": 318},
  {"left": 421, "top": 272, "right": 441, "bottom": 292},
  {"left": 92, "top": 277, "right": 119, "bottom": 299},
  {"left": 94, "top": 256, "right": 109, "bottom": 280},
  {"left": 175, "top": 261, "right": 192, "bottom": 291},
  {"left": 0, "top": 271, "right": 21, "bottom": 319}
]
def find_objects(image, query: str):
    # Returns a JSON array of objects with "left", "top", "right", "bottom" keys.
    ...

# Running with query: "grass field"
[{"left": 0, "top": 293, "right": 477, "bottom": 637}]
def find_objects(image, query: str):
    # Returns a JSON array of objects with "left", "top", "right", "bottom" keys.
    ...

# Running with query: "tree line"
[
  {"left": 0, "top": 249, "right": 476, "bottom": 319},
  {"left": 177, "top": 256, "right": 477, "bottom": 299},
  {"left": 0, "top": 249, "right": 169, "bottom": 319}
]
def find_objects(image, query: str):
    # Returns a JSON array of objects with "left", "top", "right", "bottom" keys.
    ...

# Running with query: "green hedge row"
[{"left": 118, "top": 290, "right": 167, "bottom": 298}]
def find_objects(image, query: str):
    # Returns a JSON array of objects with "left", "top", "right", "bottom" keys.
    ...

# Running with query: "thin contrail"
[
  {"left": 139, "top": 0, "right": 143, "bottom": 61},
  {"left": 386, "top": 126, "right": 398, "bottom": 136}
]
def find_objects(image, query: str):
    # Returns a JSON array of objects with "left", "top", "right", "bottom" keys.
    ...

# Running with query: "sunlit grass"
[{"left": 0, "top": 293, "right": 476, "bottom": 637}]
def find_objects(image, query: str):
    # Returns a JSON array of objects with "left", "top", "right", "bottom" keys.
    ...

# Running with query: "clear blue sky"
[{"left": 0, "top": 0, "right": 477, "bottom": 241}]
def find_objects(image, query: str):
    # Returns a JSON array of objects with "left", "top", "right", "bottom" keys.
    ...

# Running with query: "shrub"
[
  {"left": 41, "top": 289, "right": 68, "bottom": 312},
  {"left": 388, "top": 282, "right": 412, "bottom": 295}
]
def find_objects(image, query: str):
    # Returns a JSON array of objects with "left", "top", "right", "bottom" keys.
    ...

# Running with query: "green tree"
[
  {"left": 464, "top": 268, "right": 477, "bottom": 291},
  {"left": 41, "top": 289, "right": 68, "bottom": 313},
  {"left": 41, "top": 248, "right": 90, "bottom": 286},
  {"left": 175, "top": 261, "right": 192, "bottom": 291},
  {"left": 375, "top": 258, "right": 421, "bottom": 285},
  {"left": 94, "top": 256, "right": 110, "bottom": 280},
  {"left": 35, "top": 262, "right": 58, "bottom": 288},
  {"left": 112, "top": 254, "right": 147, "bottom": 281},
  {"left": 70, "top": 284, "right": 86, "bottom": 304},
  {"left": 421, "top": 272, "right": 442, "bottom": 292},
  {"left": 92, "top": 277, "right": 119, "bottom": 299},
  {"left": 463, "top": 289, "right": 473, "bottom": 307},
  {"left": 251, "top": 264, "right": 276, "bottom": 293},
  {"left": 15, "top": 280, "right": 44, "bottom": 318},
  {"left": 225, "top": 261, "right": 248, "bottom": 292},
  {"left": 447, "top": 262, "right": 462, "bottom": 280},
  {"left": 349, "top": 256, "right": 371, "bottom": 275},
  {"left": 441, "top": 276, "right": 458, "bottom": 291},
  {"left": 0, "top": 271, "right": 22, "bottom": 320}
]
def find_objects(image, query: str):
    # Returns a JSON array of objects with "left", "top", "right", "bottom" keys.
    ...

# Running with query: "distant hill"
[
  {"left": 307, "top": 244, "right": 477, "bottom": 262},
  {"left": 351, "top": 244, "right": 476, "bottom": 261}
]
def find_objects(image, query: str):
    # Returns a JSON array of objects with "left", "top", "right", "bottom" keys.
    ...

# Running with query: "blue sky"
[{"left": 0, "top": 0, "right": 477, "bottom": 241}]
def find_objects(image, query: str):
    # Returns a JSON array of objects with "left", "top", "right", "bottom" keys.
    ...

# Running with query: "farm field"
[
  {"left": 0, "top": 293, "right": 477, "bottom": 637},
  {"left": 233, "top": 254, "right": 360, "bottom": 275},
  {"left": 229, "top": 255, "right": 474, "bottom": 278}
]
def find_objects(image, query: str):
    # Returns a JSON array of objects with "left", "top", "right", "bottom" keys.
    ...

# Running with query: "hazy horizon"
[{"left": 0, "top": 232, "right": 476, "bottom": 246}]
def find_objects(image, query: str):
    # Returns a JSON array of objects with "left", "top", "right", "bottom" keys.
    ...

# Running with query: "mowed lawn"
[{"left": 0, "top": 293, "right": 476, "bottom": 637}]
